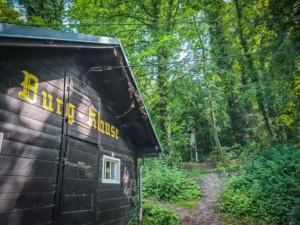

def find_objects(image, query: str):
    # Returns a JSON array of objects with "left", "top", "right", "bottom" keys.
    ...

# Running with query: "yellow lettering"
[
  {"left": 17, "top": 70, "right": 120, "bottom": 139},
  {"left": 56, "top": 98, "right": 63, "bottom": 115},
  {"left": 41, "top": 91, "right": 54, "bottom": 112},
  {"left": 97, "top": 112, "right": 105, "bottom": 133},
  {"left": 115, "top": 128, "right": 119, "bottom": 139},
  {"left": 18, "top": 70, "right": 39, "bottom": 103},
  {"left": 105, "top": 122, "right": 110, "bottom": 135},
  {"left": 87, "top": 106, "right": 97, "bottom": 129},
  {"left": 65, "top": 103, "right": 75, "bottom": 125},
  {"left": 111, "top": 125, "right": 115, "bottom": 138}
]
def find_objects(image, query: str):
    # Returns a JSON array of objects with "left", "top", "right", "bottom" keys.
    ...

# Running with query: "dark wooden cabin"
[{"left": 0, "top": 24, "right": 162, "bottom": 225}]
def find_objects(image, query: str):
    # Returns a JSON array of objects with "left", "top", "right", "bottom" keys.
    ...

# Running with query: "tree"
[
  {"left": 17, "top": 0, "right": 70, "bottom": 30},
  {"left": 69, "top": 0, "right": 202, "bottom": 150},
  {"left": 0, "top": 0, "right": 24, "bottom": 24},
  {"left": 7, "top": 0, "right": 300, "bottom": 158}
]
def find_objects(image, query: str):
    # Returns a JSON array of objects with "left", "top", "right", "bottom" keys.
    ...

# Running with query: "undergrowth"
[
  {"left": 216, "top": 144, "right": 300, "bottom": 225},
  {"left": 141, "top": 201, "right": 180, "bottom": 225},
  {"left": 143, "top": 158, "right": 201, "bottom": 204},
  {"left": 173, "top": 199, "right": 199, "bottom": 209},
  {"left": 129, "top": 182, "right": 139, "bottom": 225},
  {"left": 140, "top": 158, "right": 202, "bottom": 224}
]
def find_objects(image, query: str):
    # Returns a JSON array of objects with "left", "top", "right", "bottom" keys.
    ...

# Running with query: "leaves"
[
  {"left": 5, "top": 0, "right": 300, "bottom": 156},
  {"left": 0, "top": 1, "right": 24, "bottom": 24},
  {"left": 217, "top": 144, "right": 300, "bottom": 224},
  {"left": 142, "top": 201, "right": 180, "bottom": 225},
  {"left": 143, "top": 158, "right": 201, "bottom": 203}
]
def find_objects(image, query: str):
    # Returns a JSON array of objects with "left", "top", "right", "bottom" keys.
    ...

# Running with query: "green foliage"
[
  {"left": 189, "top": 166, "right": 207, "bottom": 177},
  {"left": 129, "top": 181, "right": 139, "bottom": 225},
  {"left": 217, "top": 144, "right": 300, "bottom": 224},
  {"left": 0, "top": 1, "right": 24, "bottom": 24},
  {"left": 3, "top": 1, "right": 300, "bottom": 221},
  {"left": 209, "top": 145, "right": 243, "bottom": 171},
  {"left": 142, "top": 202, "right": 180, "bottom": 225},
  {"left": 6, "top": 0, "right": 300, "bottom": 163},
  {"left": 209, "top": 143, "right": 255, "bottom": 171},
  {"left": 173, "top": 199, "right": 199, "bottom": 210},
  {"left": 67, "top": 0, "right": 300, "bottom": 159},
  {"left": 17, "top": 0, "right": 70, "bottom": 30},
  {"left": 143, "top": 158, "right": 201, "bottom": 203}
]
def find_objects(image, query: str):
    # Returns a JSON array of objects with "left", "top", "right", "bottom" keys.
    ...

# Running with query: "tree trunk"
[
  {"left": 208, "top": 86, "right": 223, "bottom": 155},
  {"left": 234, "top": 0, "right": 273, "bottom": 137},
  {"left": 193, "top": 15, "right": 222, "bottom": 155}
]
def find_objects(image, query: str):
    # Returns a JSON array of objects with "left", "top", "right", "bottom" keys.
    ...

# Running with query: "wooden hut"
[{"left": 0, "top": 24, "right": 162, "bottom": 225}]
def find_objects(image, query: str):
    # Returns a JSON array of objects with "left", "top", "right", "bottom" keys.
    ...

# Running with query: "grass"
[
  {"left": 173, "top": 199, "right": 199, "bottom": 209},
  {"left": 147, "top": 198, "right": 199, "bottom": 211}
]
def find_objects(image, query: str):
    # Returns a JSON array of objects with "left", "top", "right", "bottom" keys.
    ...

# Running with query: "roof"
[{"left": 0, "top": 23, "right": 163, "bottom": 157}]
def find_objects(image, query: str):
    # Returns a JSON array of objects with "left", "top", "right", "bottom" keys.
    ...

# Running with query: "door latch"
[{"left": 63, "top": 158, "right": 90, "bottom": 170}]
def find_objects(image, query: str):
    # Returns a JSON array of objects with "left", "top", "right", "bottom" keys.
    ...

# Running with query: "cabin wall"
[{"left": 0, "top": 46, "right": 136, "bottom": 225}]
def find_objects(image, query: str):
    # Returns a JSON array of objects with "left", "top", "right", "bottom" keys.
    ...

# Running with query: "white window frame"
[{"left": 102, "top": 155, "right": 120, "bottom": 184}]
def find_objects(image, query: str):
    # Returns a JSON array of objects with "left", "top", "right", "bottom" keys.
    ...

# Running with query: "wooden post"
[{"left": 194, "top": 131, "right": 198, "bottom": 162}]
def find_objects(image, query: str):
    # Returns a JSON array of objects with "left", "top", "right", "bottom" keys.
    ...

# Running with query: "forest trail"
[{"left": 175, "top": 173, "right": 225, "bottom": 225}]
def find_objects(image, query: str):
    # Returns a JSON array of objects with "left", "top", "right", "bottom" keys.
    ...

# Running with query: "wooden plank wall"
[
  {"left": 97, "top": 113, "right": 136, "bottom": 225},
  {"left": 0, "top": 47, "right": 65, "bottom": 225},
  {"left": 65, "top": 55, "right": 136, "bottom": 225},
  {"left": 0, "top": 46, "right": 136, "bottom": 225}
]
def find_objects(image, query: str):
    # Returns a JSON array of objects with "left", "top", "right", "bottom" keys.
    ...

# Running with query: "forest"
[{"left": 1, "top": 0, "right": 300, "bottom": 224}]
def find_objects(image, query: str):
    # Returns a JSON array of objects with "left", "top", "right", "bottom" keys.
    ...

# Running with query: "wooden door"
[
  {"left": 59, "top": 139, "right": 99, "bottom": 225},
  {"left": 56, "top": 77, "right": 101, "bottom": 225}
]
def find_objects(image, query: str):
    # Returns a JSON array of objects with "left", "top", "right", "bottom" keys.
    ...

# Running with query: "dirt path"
[{"left": 175, "top": 173, "right": 225, "bottom": 225}]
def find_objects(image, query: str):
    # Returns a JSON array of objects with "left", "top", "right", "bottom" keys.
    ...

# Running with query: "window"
[{"left": 102, "top": 155, "right": 120, "bottom": 184}]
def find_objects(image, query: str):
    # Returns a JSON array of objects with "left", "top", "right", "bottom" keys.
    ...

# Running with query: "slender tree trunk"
[
  {"left": 204, "top": 2, "right": 243, "bottom": 146},
  {"left": 193, "top": 15, "right": 222, "bottom": 155},
  {"left": 151, "top": 2, "right": 169, "bottom": 144},
  {"left": 207, "top": 85, "right": 223, "bottom": 154},
  {"left": 152, "top": 0, "right": 179, "bottom": 146},
  {"left": 166, "top": 112, "right": 171, "bottom": 146}
]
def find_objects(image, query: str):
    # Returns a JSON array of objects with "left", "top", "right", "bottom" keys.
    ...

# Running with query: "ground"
[
  {"left": 177, "top": 173, "right": 225, "bottom": 225},
  {"left": 151, "top": 172, "right": 226, "bottom": 225}
]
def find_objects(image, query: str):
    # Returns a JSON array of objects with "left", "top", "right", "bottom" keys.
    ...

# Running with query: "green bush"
[
  {"left": 217, "top": 144, "right": 300, "bottom": 224},
  {"left": 142, "top": 202, "right": 180, "bottom": 225},
  {"left": 143, "top": 158, "right": 201, "bottom": 203},
  {"left": 209, "top": 143, "right": 262, "bottom": 171}
]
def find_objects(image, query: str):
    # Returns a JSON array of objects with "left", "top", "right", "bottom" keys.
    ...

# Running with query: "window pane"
[
  {"left": 111, "top": 162, "right": 115, "bottom": 179},
  {"left": 115, "top": 163, "right": 119, "bottom": 181},
  {"left": 106, "top": 161, "right": 110, "bottom": 179},
  {"left": 102, "top": 156, "right": 120, "bottom": 183}
]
